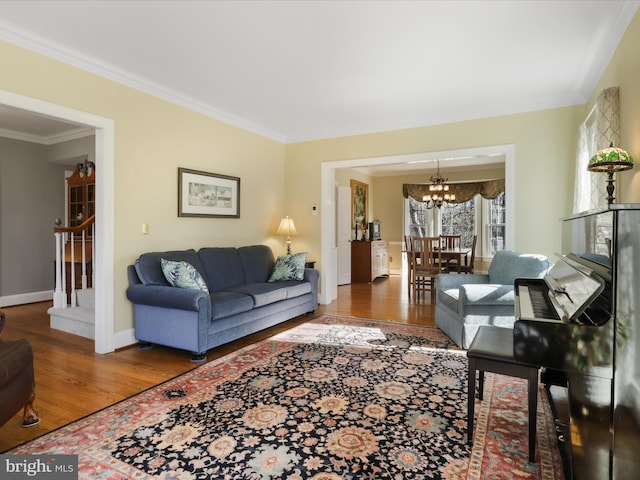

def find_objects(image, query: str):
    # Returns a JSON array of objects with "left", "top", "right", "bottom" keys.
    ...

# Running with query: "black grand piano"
[{"left": 514, "top": 205, "right": 640, "bottom": 480}]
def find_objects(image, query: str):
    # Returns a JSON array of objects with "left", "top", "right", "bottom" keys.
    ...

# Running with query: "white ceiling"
[{"left": 0, "top": 1, "right": 637, "bottom": 170}]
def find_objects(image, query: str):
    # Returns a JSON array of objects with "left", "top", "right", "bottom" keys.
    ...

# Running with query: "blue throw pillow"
[
  {"left": 160, "top": 259, "right": 209, "bottom": 293},
  {"left": 268, "top": 252, "right": 308, "bottom": 282}
]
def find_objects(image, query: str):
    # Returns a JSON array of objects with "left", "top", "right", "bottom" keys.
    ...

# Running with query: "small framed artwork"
[
  {"left": 178, "top": 168, "right": 240, "bottom": 218},
  {"left": 350, "top": 179, "right": 368, "bottom": 228}
]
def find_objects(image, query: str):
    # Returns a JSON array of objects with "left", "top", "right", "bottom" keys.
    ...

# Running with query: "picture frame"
[
  {"left": 178, "top": 167, "right": 240, "bottom": 218},
  {"left": 350, "top": 179, "right": 368, "bottom": 229}
]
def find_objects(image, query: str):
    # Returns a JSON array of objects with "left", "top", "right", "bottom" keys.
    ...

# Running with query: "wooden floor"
[{"left": 0, "top": 272, "right": 454, "bottom": 451}]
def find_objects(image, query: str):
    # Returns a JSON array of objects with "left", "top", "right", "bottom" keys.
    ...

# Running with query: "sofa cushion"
[
  {"left": 210, "top": 291, "right": 255, "bottom": 321},
  {"left": 160, "top": 259, "right": 209, "bottom": 293},
  {"left": 225, "top": 283, "right": 287, "bottom": 308},
  {"left": 198, "top": 248, "right": 246, "bottom": 291},
  {"left": 135, "top": 250, "right": 207, "bottom": 286},
  {"left": 282, "top": 281, "right": 312, "bottom": 299},
  {"left": 459, "top": 284, "right": 515, "bottom": 306},
  {"left": 238, "top": 245, "right": 276, "bottom": 284},
  {"left": 268, "top": 252, "right": 308, "bottom": 282},
  {"left": 488, "top": 250, "right": 550, "bottom": 285}
]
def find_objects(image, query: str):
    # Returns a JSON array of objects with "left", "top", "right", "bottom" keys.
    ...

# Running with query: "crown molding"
[
  {"left": 577, "top": 1, "right": 640, "bottom": 101},
  {"left": 0, "top": 125, "right": 94, "bottom": 145},
  {"left": 0, "top": 20, "right": 287, "bottom": 144}
]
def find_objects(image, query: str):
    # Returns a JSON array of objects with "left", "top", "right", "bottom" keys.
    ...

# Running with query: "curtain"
[
  {"left": 573, "top": 123, "right": 590, "bottom": 213},
  {"left": 403, "top": 178, "right": 504, "bottom": 204},
  {"left": 573, "top": 87, "right": 620, "bottom": 213}
]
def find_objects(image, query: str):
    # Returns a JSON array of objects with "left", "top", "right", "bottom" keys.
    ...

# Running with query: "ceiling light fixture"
[{"left": 423, "top": 160, "right": 455, "bottom": 209}]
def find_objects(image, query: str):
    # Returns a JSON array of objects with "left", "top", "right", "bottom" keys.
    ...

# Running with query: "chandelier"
[{"left": 423, "top": 160, "right": 455, "bottom": 208}]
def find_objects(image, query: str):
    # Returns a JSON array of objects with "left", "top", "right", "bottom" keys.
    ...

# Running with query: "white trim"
[
  {"left": 114, "top": 328, "right": 137, "bottom": 350},
  {"left": 320, "top": 145, "right": 515, "bottom": 305},
  {"left": 576, "top": 1, "right": 640, "bottom": 100},
  {"left": 0, "top": 20, "right": 286, "bottom": 144},
  {"left": 0, "top": 89, "right": 115, "bottom": 354},
  {"left": 0, "top": 290, "right": 53, "bottom": 308},
  {"left": 0, "top": 125, "right": 95, "bottom": 145}
]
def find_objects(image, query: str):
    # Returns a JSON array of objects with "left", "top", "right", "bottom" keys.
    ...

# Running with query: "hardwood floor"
[{"left": 0, "top": 273, "right": 442, "bottom": 452}]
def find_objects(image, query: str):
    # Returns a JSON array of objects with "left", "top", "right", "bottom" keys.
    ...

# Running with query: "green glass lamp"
[{"left": 587, "top": 142, "right": 634, "bottom": 204}]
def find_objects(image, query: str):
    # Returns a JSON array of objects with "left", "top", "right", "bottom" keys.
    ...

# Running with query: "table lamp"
[
  {"left": 276, "top": 216, "right": 298, "bottom": 255},
  {"left": 587, "top": 142, "right": 634, "bottom": 205}
]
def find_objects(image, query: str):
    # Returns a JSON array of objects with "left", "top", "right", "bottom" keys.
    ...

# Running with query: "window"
[
  {"left": 406, "top": 192, "right": 505, "bottom": 256},
  {"left": 407, "top": 196, "right": 429, "bottom": 237},
  {"left": 441, "top": 199, "right": 475, "bottom": 248},
  {"left": 485, "top": 193, "right": 505, "bottom": 255}
]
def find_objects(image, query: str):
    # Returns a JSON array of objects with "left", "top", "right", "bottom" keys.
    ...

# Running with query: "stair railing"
[{"left": 52, "top": 215, "right": 95, "bottom": 308}]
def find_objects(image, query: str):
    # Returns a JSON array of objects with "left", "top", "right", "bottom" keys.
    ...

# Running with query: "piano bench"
[{"left": 467, "top": 325, "right": 540, "bottom": 462}]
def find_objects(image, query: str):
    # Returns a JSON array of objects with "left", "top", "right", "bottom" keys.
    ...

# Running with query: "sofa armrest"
[
  {"left": 126, "top": 284, "right": 210, "bottom": 312},
  {"left": 304, "top": 268, "right": 319, "bottom": 287},
  {"left": 459, "top": 284, "right": 515, "bottom": 306},
  {"left": 304, "top": 268, "right": 320, "bottom": 305}
]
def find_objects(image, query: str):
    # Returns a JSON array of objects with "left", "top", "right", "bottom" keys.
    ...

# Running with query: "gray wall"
[{"left": 0, "top": 137, "right": 75, "bottom": 297}]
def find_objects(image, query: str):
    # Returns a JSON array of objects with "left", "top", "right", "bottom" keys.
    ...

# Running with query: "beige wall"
[
  {"left": 0, "top": 41, "right": 287, "bottom": 332},
  {"left": 587, "top": 11, "right": 640, "bottom": 202},
  {"left": 286, "top": 8, "right": 640, "bottom": 284},
  {"left": 1, "top": 8, "right": 639, "bottom": 335},
  {"left": 286, "top": 106, "right": 582, "bottom": 270}
]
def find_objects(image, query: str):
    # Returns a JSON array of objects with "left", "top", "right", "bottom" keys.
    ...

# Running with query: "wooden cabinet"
[
  {"left": 351, "top": 240, "right": 389, "bottom": 283},
  {"left": 66, "top": 160, "right": 95, "bottom": 235}
]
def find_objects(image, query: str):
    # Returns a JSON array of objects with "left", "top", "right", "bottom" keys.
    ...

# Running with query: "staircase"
[
  {"left": 48, "top": 215, "right": 95, "bottom": 339},
  {"left": 48, "top": 288, "right": 95, "bottom": 339}
]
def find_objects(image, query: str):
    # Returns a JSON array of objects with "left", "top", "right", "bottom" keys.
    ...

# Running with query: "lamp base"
[{"left": 606, "top": 171, "right": 616, "bottom": 205}]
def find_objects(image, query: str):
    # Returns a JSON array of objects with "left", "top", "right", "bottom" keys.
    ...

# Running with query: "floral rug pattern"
[{"left": 8, "top": 315, "right": 563, "bottom": 479}]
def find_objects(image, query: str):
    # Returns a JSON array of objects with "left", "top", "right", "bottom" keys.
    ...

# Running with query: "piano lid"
[{"left": 521, "top": 255, "right": 605, "bottom": 323}]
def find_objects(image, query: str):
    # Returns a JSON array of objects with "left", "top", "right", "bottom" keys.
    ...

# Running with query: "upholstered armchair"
[
  {"left": 0, "top": 310, "right": 39, "bottom": 428},
  {"left": 435, "top": 250, "right": 551, "bottom": 348}
]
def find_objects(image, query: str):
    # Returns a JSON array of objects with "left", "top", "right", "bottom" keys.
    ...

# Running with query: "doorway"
[
  {"left": 0, "top": 89, "right": 115, "bottom": 354},
  {"left": 319, "top": 145, "right": 515, "bottom": 305}
]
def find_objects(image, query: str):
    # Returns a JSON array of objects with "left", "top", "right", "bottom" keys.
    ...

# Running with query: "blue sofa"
[
  {"left": 126, "top": 245, "right": 319, "bottom": 361},
  {"left": 435, "top": 250, "right": 551, "bottom": 349}
]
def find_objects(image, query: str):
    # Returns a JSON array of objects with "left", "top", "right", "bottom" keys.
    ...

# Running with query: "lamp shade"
[
  {"left": 588, "top": 143, "right": 634, "bottom": 172},
  {"left": 276, "top": 216, "right": 298, "bottom": 236}
]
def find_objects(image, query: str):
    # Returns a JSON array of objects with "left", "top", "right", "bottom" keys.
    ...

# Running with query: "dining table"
[{"left": 436, "top": 246, "right": 472, "bottom": 273}]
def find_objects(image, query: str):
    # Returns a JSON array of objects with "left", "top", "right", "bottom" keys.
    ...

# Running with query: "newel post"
[{"left": 53, "top": 231, "right": 67, "bottom": 308}]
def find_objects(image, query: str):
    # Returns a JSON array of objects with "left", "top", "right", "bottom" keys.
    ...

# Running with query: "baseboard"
[
  {"left": 0, "top": 290, "right": 53, "bottom": 307},
  {"left": 115, "top": 328, "right": 138, "bottom": 350}
]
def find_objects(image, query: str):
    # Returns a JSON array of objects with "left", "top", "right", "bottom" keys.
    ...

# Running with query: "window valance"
[{"left": 402, "top": 178, "right": 505, "bottom": 204}]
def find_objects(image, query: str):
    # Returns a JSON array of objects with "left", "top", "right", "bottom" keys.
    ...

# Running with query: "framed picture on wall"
[
  {"left": 178, "top": 168, "right": 240, "bottom": 218},
  {"left": 350, "top": 179, "right": 368, "bottom": 229}
]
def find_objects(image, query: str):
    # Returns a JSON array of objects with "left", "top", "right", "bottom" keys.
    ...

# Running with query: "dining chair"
[
  {"left": 441, "top": 234, "right": 462, "bottom": 272},
  {"left": 404, "top": 235, "right": 414, "bottom": 297},
  {"left": 458, "top": 235, "right": 477, "bottom": 274},
  {"left": 441, "top": 235, "right": 461, "bottom": 249},
  {"left": 411, "top": 236, "right": 441, "bottom": 301}
]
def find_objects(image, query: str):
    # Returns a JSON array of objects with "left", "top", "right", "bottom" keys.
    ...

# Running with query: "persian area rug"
[{"left": 8, "top": 315, "right": 564, "bottom": 479}]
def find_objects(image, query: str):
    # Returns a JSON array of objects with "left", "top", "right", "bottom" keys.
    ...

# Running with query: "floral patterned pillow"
[
  {"left": 268, "top": 252, "right": 308, "bottom": 282},
  {"left": 160, "top": 259, "right": 209, "bottom": 293}
]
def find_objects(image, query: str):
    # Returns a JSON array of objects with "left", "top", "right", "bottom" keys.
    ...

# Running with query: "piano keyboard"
[{"left": 518, "top": 285, "right": 560, "bottom": 320}]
